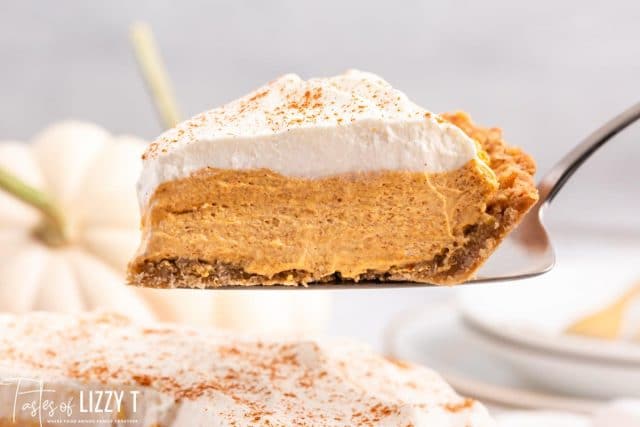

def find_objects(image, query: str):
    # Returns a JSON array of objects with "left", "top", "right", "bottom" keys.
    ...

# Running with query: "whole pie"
[
  {"left": 0, "top": 311, "right": 495, "bottom": 426},
  {"left": 128, "top": 70, "right": 538, "bottom": 288}
]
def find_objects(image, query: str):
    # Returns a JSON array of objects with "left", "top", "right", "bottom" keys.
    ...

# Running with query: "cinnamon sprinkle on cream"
[{"left": 0, "top": 311, "right": 494, "bottom": 426}]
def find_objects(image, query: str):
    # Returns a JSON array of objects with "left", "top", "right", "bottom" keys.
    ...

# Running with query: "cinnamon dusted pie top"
[
  {"left": 138, "top": 70, "right": 480, "bottom": 208},
  {"left": 0, "top": 311, "right": 494, "bottom": 426}
]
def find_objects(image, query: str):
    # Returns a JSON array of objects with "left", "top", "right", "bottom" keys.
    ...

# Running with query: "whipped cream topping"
[
  {"left": 0, "top": 312, "right": 494, "bottom": 426},
  {"left": 138, "top": 70, "right": 478, "bottom": 207}
]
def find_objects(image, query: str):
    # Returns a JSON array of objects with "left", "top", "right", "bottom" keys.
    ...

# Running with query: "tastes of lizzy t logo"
[{"left": 0, "top": 377, "right": 141, "bottom": 425}]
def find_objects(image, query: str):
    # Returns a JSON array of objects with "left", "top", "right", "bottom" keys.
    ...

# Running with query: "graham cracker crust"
[{"left": 128, "top": 112, "right": 538, "bottom": 287}]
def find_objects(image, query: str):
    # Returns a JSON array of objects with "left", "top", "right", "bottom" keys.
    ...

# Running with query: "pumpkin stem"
[
  {"left": 0, "top": 166, "right": 68, "bottom": 247},
  {"left": 130, "top": 22, "right": 182, "bottom": 129}
]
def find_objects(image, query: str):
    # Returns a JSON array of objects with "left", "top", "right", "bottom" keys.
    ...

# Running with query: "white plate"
[
  {"left": 464, "top": 314, "right": 640, "bottom": 398},
  {"left": 458, "top": 229, "right": 640, "bottom": 365},
  {"left": 383, "top": 303, "right": 601, "bottom": 413}
]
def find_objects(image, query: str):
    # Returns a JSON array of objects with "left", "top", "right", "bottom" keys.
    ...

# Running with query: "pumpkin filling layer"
[{"left": 129, "top": 158, "right": 499, "bottom": 287}]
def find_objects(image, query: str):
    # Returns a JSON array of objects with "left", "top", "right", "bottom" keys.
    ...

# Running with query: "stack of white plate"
[
  {"left": 385, "top": 228, "right": 640, "bottom": 412},
  {"left": 459, "top": 285, "right": 640, "bottom": 400}
]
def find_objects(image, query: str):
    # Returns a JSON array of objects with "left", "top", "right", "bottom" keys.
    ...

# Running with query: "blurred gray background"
[{"left": 2, "top": 1, "right": 639, "bottom": 346}]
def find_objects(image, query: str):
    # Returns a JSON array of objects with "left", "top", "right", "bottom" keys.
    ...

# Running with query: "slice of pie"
[
  {"left": 0, "top": 311, "right": 495, "bottom": 426},
  {"left": 128, "top": 70, "right": 538, "bottom": 288}
]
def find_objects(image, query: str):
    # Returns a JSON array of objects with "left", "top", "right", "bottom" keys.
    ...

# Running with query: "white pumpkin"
[
  {"left": 0, "top": 121, "right": 214, "bottom": 324},
  {"left": 0, "top": 121, "right": 330, "bottom": 333}
]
